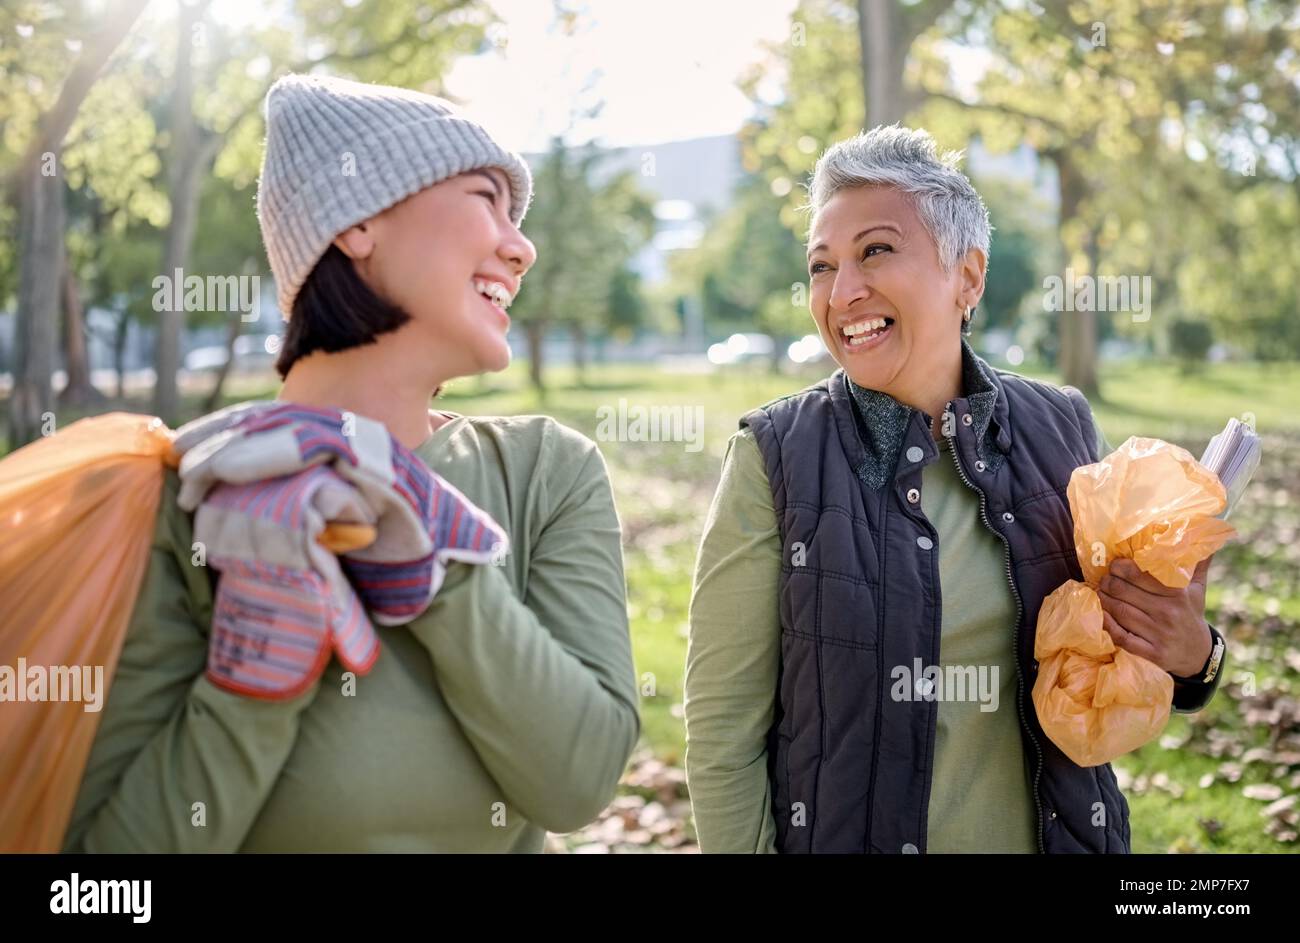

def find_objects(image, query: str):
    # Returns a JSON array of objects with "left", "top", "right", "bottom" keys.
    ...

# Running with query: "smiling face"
[
  {"left": 807, "top": 185, "right": 984, "bottom": 408},
  {"left": 334, "top": 166, "right": 536, "bottom": 379}
]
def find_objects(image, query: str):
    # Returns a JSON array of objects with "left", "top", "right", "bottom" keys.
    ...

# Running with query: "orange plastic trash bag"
[
  {"left": 1032, "top": 436, "right": 1237, "bottom": 768},
  {"left": 0, "top": 413, "right": 175, "bottom": 852}
]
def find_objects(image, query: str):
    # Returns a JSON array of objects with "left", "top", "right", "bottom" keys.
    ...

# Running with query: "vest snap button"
[
  {"left": 906, "top": 446, "right": 924, "bottom": 463},
  {"left": 975, "top": 460, "right": 986, "bottom": 472},
  {"left": 1050, "top": 811, "right": 1058, "bottom": 820},
  {"left": 902, "top": 842, "right": 919, "bottom": 854},
  {"left": 906, "top": 487, "right": 920, "bottom": 504},
  {"left": 916, "top": 535, "right": 933, "bottom": 550},
  {"left": 1002, "top": 511, "right": 1015, "bottom": 523},
  {"left": 962, "top": 413, "right": 973, "bottom": 426}
]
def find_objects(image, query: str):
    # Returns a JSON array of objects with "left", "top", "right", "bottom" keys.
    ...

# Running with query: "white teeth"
[
  {"left": 474, "top": 279, "right": 513, "bottom": 309},
  {"left": 842, "top": 317, "right": 889, "bottom": 337}
]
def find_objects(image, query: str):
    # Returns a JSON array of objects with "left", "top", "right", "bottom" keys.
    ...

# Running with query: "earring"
[{"left": 962, "top": 307, "right": 971, "bottom": 323}]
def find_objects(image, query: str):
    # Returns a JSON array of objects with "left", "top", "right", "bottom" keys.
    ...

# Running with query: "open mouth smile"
[{"left": 839, "top": 315, "right": 894, "bottom": 351}]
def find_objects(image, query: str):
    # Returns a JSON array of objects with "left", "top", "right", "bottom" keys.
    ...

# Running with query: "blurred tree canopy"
[
  {"left": 2, "top": 0, "right": 1296, "bottom": 442},
  {"left": 1, "top": 0, "right": 512, "bottom": 441},
  {"left": 508, "top": 135, "right": 656, "bottom": 392},
  {"left": 670, "top": 170, "right": 809, "bottom": 362},
  {"left": 1, "top": 0, "right": 662, "bottom": 427},
  {"left": 725, "top": 0, "right": 1300, "bottom": 394}
]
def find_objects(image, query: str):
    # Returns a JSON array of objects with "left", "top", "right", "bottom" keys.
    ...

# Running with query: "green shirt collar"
[{"left": 843, "top": 337, "right": 1003, "bottom": 489}]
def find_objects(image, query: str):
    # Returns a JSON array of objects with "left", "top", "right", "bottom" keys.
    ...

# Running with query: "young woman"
[
  {"left": 684, "top": 125, "right": 1224, "bottom": 854},
  {"left": 64, "top": 74, "right": 639, "bottom": 852}
]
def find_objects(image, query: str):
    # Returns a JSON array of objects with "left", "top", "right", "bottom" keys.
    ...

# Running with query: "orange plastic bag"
[
  {"left": 0, "top": 408, "right": 379, "bottom": 852},
  {"left": 0, "top": 413, "right": 175, "bottom": 852},
  {"left": 1032, "top": 437, "right": 1237, "bottom": 767}
]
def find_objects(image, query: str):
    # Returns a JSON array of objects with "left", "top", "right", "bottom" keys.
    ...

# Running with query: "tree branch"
[
  {"left": 922, "top": 88, "right": 1071, "bottom": 137},
  {"left": 3, "top": 0, "right": 150, "bottom": 202},
  {"left": 902, "top": 0, "right": 958, "bottom": 47}
]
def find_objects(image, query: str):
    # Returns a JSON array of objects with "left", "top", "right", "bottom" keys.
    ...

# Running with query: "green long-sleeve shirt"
[
  {"left": 684, "top": 417, "right": 1115, "bottom": 854},
  {"left": 64, "top": 411, "right": 640, "bottom": 852}
]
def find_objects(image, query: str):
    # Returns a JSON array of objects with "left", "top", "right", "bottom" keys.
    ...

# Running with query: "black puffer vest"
[{"left": 740, "top": 339, "right": 1132, "bottom": 853}]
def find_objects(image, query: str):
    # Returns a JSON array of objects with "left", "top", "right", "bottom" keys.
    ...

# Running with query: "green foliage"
[
  {"left": 969, "top": 174, "right": 1054, "bottom": 328},
  {"left": 62, "top": 68, "right": 167, "bottom": 231},
  {"left": 606, "top": 267, "right": 646, "bottom": 340},
  {"left": 918, "top": 0, "right": 1300, "bottom": 359},
  {"left": 509, "top": 137, "right": 656, "bottom": 338},
  {"left": 725, "top": 0, "right": 1300, "bottom": 369},
  {"left": 671, "top": 171, "right": 810, "bottom": 342},
  {"left": 736, "top": 0, "right": 863, "bottom": 213},
  {"left": 1169, "top": 318, "right": 1214, "bottom": 371},
  {"left": 1174, "top": 180, "right": 1300, "bottom": 360},
  {"left": 1, "top": 0, "right": 505, "bottom": 342},
  {"left": 290, "top": 0, "right": 491, "bottom": 91}
]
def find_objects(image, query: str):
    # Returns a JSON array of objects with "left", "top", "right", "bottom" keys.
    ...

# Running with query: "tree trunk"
[
  {"left": 525, "top": 322, "right": 546, "bottom": 393},
  {"left": 153, "top": 2, "right": 205, "bottom": 424},
  {"left": 858, "top": 1, "right": 957, "bottom": 128},
  {"left": 1059, "top": 286, "right": 1099, "bottom": 396},
  {"left": 858, "top": 0, "right": 906, "bottom": 128},
  {"left": 113, "top": 309, "right": 130, "bottom": 400},
  {"left": 570, "top": 322, "right": 587, "bottom": 386},
  {"left": 8, "top": 161, "right": 65, "bottom": 447},
  {"left": 1052, "top": 152, "right": 1100, "bottom": 397},
  {"left": 203, "top": 312, "right": 243, "bottom": 414},
  {"left": 58, "top": 263, "right": 104, "bottom": 408},
  {"left": 3, "top": 0, "right": 148, "bottom": 446}
]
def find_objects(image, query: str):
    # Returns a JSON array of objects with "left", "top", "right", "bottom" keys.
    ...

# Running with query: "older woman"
[{"left": 684, "top": 125, "right": 1225, "bottom": 854}]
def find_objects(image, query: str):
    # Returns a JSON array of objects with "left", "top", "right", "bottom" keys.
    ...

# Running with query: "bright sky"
[
  {"left": 199, "top": 0, "right": 987, "bottom": 154},
  {"left": 444, "top": 0, "right": 802, "bottom": 152},
  {"left": 198, "top": 0, "right": 802, "bottom": 150}
]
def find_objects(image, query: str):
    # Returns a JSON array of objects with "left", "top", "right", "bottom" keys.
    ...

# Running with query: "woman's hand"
[{"left": 1097, "top": 556, "right": 1214, "bottom": 678}]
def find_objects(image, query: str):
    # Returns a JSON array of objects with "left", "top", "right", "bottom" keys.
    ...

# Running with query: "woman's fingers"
[
  {"left": 1101, "top": 609, "right": 1160, "bottom": 663},
  {"left": 1098, "top": 579, "right": 1161, "bottom": 630},
  {"left": 1106, "top": 558, "right": 1178, "bottom": 597}
]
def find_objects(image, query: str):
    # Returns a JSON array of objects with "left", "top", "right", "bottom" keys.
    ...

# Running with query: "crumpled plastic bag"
[
  {"left": 1032, "top": 436, "right": 1237, "bottom": 767},
  {"left": 0, "top": 413, "right": 175, "bottom": 852},
  {"left": 0, "top": 411, "right": 383, "bottom": 851},
  {"left": 0, "top": 405, "right": 486, "bottom": 850}
]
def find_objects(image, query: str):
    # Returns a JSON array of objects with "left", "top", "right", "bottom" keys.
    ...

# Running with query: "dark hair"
[{"left": 275, "top": 244, "right": 412, "bottom": 378}]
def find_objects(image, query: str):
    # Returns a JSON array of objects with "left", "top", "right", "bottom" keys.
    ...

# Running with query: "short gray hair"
[{"left": 806, "top": 125, "right": 991, "bottom": 273}]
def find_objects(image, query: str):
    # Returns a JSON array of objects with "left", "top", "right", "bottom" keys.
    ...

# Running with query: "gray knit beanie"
[{"left": 256, "top": 73, "right": 533, "bottom": 318}]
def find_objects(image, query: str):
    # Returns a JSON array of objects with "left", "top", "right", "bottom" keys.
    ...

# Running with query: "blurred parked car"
[
  {"left": 707, "top": 332, "right": 776, "bottom": 366},
  {"left": 183, "top": 334, "right": 280, "bottom": 373},
  {"left": 787, "top": 333, "right": 829, "bottom": 366}
]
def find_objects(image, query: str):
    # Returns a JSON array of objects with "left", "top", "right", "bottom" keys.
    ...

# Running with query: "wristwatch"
[{"left": 1170, "top": 623, "right": 1225, "bottom": 685}]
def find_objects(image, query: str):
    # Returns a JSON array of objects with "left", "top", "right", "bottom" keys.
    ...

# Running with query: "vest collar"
[{"left": 833, "top": 337, "right": 1012, "bottom": 490}]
